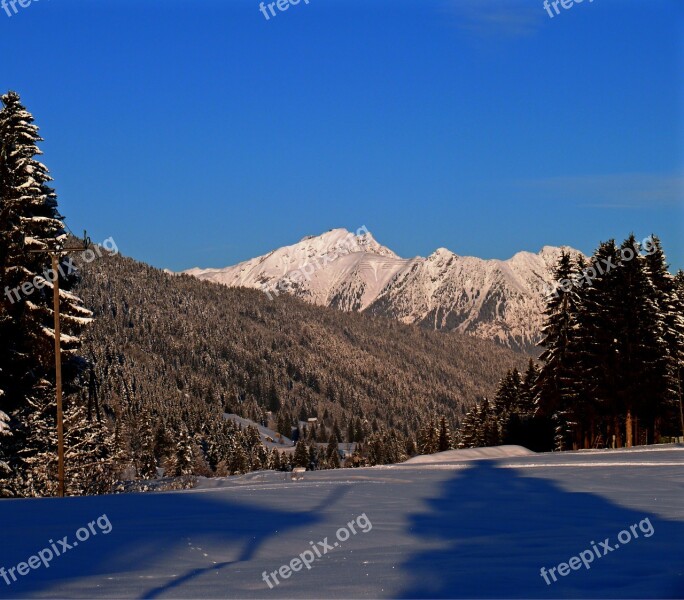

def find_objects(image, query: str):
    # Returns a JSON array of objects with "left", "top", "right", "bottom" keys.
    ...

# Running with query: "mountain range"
[{"left": 184, "top": 228, "right": 582, "bottom": 352}]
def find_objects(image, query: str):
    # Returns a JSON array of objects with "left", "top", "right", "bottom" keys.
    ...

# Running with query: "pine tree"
[
  {"left": 0, "top": 406, "right": 11, "bottom": 495},
  {"left": 347, "top": 418, "right": 355, "bottom": 443},
  {"left": 326, "top": 434, "right": 340, "bottom": 468},
  {"left": 354, "top": 417, "right": 364, "bottom": 443},
  {"left": 675, "top": 270, "right": 684, "bottom": 437},
  {"left": 293, "top": 439, "right": 308, "bottom": 468},
  {"left": 536, "top": 251, "right": 586, "bottom": 450},
  {"left": 456, "top": 409, "right": 478, "bottom": 448},
  {"left": 367, "top": 430, "right": 387, "bottom": 465},
  {"left": 0, "top": 91, "right": 114, "bottom": 496},
  {"left": 437, "top": 416, "right": 452, "bottom": 452},
  {"left": 456, "top": 398, "right": 500, "bottom": 449},
  {"left": 307, "top": 443, "right": 319, "bottom": 471},
  {"left": 493, "top": 369, "right": 521, "bottom": 443},
  {"left": 174, "top": 424, "right": 194, "bottom": 476},
  {"left": 643, "top": 236, "right": 684, "bottom": 440},
  {"left": 612, "top": 235, "right": 670, "bottom": 446},
  {"left": 417, "top": 421, "right": 438, "bottom": 454},
  {"left": 154, "top": 420, "right": 174, "bottom": 466},
  {"left": 231, "top": 444, "right": 248, "bottom": 475},
  {"left": 477, "top": 398, "right": 499, "bottom": 447},
  {"left": 137, "top": 412, "right": 157, "bottom": 479},
  {"left": 269, "top": 447, "right": 281, "bottom": 471},
  {"left": 519, "top": 360, "right": 538, "bottom": 416}
]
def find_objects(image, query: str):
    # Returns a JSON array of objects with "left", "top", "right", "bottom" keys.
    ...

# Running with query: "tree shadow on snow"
[
  {"left": 0, "top": 483, "right": 345, "bottom": 599},
  {"left": 398, "top": 460, "right": 684, "bottom": 599}
]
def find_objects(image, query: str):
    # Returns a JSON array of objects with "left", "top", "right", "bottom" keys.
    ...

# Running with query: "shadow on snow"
[
  {"left": 0, "top": 483, "right": 343, "bottom": 599},
  {"left": 398, "top": 460, "right": 683, "bottom": 599}
]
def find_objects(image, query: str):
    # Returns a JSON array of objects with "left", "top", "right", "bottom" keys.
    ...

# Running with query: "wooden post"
[
  {"left": 30, "top": 234, "right": 89, "bottom": 498},
  {"left": 626, "top": 409, "right": 633, "bottom": 448},
  {"left": 52, "top": 254, "right": 65, "bottom": 498}
]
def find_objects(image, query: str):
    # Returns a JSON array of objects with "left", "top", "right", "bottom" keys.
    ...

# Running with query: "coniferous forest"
[
  {"left": 1, "top": 91, "right": 682, "bottom": 498},
  {"left": 458, "top": 242, "right": 684, "bottom": 451}
]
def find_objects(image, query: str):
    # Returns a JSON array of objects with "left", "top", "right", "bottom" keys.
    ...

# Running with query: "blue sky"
[{"left": 1, "top": 0, "right": 682, "bottom": 271}]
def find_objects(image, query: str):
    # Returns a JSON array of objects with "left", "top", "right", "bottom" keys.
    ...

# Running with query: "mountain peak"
[
  {"left": 293, "top": 227, "right": 397, "bottom": 259},
  {"left": 184, "top": 231, "right": 583, "bottom": 351},
  {"left": 428, "top": 247, "right": 458, "bottom": 260}
]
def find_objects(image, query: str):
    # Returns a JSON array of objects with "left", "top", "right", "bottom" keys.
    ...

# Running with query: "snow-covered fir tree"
[
  {"left": 437, "top": 416, "right": 452, "bottom": 452},
  {"left": 643, "top": 236, "right": 684, "bottom": 435},
  {"left": 0, "top": 91, "right": 116, "bottom": 496},
  {"left": 0, "top": 406, "right": 11, "bottom": 494},
  {"left": 293, "top": 439, "right": 309, "bottom": 468},
  {"left": 534, "top": 251, "right": 584, "bottom": 450},
  {"left": 174, "top": 424, "right": 194, "bottom": 476}
]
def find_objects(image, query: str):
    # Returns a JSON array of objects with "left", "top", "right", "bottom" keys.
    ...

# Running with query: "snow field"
[{"left": 0, "top": 444, "right": 681, "bottom": 598}]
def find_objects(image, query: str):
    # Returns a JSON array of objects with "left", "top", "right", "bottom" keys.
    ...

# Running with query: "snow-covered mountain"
[{"left": 183, "top": 228, "right": 582, "bottom": 351}]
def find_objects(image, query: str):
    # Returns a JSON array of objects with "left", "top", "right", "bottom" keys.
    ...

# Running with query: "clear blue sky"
[{"left": 1, "top": 0, "right": 682, "bottom": 271}]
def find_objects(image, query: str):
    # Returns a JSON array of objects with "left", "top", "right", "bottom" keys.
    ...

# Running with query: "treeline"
[
  {"left": 458, "top": 237, "right": 684, "bottom": 451},
  {"left": 0, "top": 91, "right": 523, "bottom": 496}
]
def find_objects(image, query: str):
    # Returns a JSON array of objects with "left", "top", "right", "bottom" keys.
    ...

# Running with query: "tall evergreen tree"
[
  {"left": 326, "top": 433, "right": 340, "bottom": 468},
  {"left": 643, "top": 236, "right": 684, "bottom": 440},
  {"left": 293, "top": 439, "right": 309, "bottom": 468},
  {"left": 174, "top": 424, "right": 194, "bottom": 476},
  {"left": 535, "top": 252, "right": 583, "bottom": 449},
  {"left": 613, "top": 235, "right": 670, "bottom": 446},
  {"left": 518, "top": 360, "right": 538, "bottom": 416},
  {"left": 0, "top": 407, "right": 11, "bottom": 494},
  {"left": 438, "top": 416, "right": 452, "bottom": 452},
  {"left": 417, "top": 421, "right": 438, "bottom": 454},
  {"left": 0, "top": 91, "right": 114, "bottom": 496},
  {"left": 136, "top": 412, "right": 157, "bottom": 479}
]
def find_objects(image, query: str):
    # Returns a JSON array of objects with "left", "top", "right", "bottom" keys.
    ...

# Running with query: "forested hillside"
[{"left": 74, "top": 249, "right": 525, "bottom": 475}]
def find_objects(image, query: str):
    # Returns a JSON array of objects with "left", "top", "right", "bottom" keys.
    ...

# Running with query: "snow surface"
[
  {"left": 223, "top": 413, "right": 294, "bottom": 451},
  {"left": 1, "top": 445, "right": 682, "bottom": 598},
  {"left": 403, "top": 445, "right": 534, "bottom": 464}
]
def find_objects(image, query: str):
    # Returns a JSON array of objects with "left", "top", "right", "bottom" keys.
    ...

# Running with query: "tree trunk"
[{"left": 626, "top": 409, "right": 633, "bottom": 448}]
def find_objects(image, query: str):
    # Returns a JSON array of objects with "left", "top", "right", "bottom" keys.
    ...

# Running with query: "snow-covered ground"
[
  {"left": 1, "top": 445, "right": 682, "bottom": 598},
  {"left": 223, "top": 413, "right": 294, "bottom": 451}
]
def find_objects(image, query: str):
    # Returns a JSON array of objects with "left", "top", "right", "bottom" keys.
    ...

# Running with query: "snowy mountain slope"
[
  {"left": 224, "top": 414, "right": 357, "bottom": 457},
  {"left": 2, "top": 445, "right": 682, "bottom": 598},
  {"left": 183, "top": 229, "right": 582, "bottom": 351},
  {"left": 223, "top": 414, "right": 294, "bottom": 451},
  {"left": 365, "top": 245, "right": 577, "bottom": 350}
]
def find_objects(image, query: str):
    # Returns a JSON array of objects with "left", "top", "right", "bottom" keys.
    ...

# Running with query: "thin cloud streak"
[
  {"left": 441, "top": 0, "right": 545, "bottom": 37},
  {"left": 514, "top": 173, "right": 684, "bottom": 209}
]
